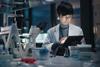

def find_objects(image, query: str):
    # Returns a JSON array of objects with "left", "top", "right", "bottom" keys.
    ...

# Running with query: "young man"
[{"left": 44, "top": 1, "right": 83, "bottom": 57}]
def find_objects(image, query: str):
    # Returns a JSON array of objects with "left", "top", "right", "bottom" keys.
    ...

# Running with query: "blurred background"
[{"left": 0, "top": 0, "right": 100, "bottom": 67}]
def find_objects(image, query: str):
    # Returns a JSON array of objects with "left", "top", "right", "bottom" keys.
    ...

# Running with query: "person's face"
[{"left": 59, "top": 15, "right": 72, "bottom": 25}]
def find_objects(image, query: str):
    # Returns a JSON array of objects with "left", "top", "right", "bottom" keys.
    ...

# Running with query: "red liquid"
[{"left": 21, "top": 57, "right": 37, "bottom": 64}]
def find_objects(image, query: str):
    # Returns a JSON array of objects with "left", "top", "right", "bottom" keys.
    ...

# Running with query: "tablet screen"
[{"left": 64, "top": 36, "right": 83, "bottom": 46}]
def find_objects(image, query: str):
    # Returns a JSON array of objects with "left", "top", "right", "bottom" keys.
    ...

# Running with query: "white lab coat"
[{"left": 44, "top": 23, "right": 83, "bottom": 51}]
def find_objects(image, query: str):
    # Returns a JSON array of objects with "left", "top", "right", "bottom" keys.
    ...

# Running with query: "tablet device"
[{"left": 64, "top": 36, "right": 83, "bottom": 46}]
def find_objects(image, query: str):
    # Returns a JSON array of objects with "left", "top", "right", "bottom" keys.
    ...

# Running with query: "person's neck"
[{"left": 60, "top": 23, "right": 69, "bottom": 29}]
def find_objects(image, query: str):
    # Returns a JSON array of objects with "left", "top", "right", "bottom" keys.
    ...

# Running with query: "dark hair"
[
  {"left": 37, "top": 21, "right": 47, "bottom": 30},
  {"left": 57, "top": 1, "right": 73, "bottom": 16}
]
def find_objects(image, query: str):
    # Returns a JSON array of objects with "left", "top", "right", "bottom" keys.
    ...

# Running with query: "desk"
[
  {"left": 0, "top": 44, "right": 93, "bottom": 67},
  {"left": 9, "top": 56, "right": 93, "bottom": 67}
]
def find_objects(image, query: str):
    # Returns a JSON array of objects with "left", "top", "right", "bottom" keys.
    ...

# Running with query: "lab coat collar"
[
  {"left": 54, "top": 23, "right": 73, "bottom": 42},
  {"left": 54, "top": 24, "right": 60, "bottom": 42}
]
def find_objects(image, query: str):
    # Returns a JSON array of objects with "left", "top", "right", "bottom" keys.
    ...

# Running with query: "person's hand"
[{"left": 59, "top": 37, "right": 67, "bottom": 45}]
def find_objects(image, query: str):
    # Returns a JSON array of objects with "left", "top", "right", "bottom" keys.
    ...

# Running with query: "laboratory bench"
[{"left": 0, "top": 44, "right": 97, "bottom": 67}]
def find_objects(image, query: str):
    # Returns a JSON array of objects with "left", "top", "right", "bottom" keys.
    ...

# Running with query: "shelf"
[{"left": 0, "top": 0, "right": 58, "bottom": 14}]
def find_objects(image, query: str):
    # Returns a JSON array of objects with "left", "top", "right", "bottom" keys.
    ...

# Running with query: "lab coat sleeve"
[
  {"left": 80, "top": 28, "right": 86, "bottom": 44},
  {"left": 43, "top": 30, "right": 54, "bottom": 51},
  {"left": 80, "top": 28, "right": 84, "bottom": 36}
]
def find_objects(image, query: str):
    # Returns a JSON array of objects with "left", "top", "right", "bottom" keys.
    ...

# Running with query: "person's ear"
[
  {"left": 57, "top": 13, "right": 60, "bottom": 20},
  {"left": 57, "top": 14, "right": 62, "bottom": 20},
  {"left": 57, "top": 17, "right": 60, "bottom": 20}
]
